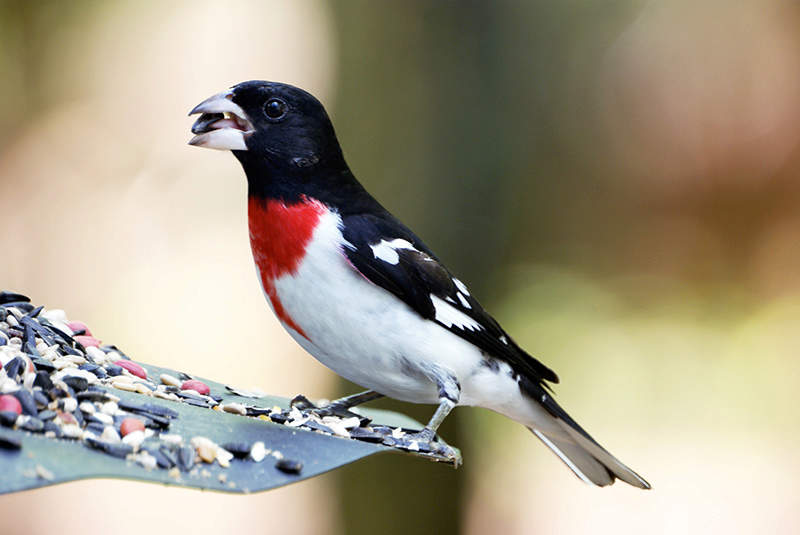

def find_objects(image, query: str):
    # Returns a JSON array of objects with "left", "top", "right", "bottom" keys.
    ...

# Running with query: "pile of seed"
[{"left": 0, "top": 291, "right": 449, "bottom": 484}]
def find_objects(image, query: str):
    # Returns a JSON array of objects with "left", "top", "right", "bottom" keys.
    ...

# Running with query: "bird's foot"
[{"left": 388, "top": 427, "right": 462, "bottom": 467}]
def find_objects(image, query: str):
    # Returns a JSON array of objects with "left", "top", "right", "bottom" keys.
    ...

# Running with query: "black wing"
[{"left": 341, "top": 212, "right": 558, "bottom": 386}]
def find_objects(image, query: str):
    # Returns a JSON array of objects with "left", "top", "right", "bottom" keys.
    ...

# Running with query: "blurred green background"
[{"left": 1, "top": 1, "right": 799, "bottom": 533}]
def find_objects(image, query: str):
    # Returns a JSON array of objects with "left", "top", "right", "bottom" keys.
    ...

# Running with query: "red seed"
[
  {"left": 181, "top": 380, "right": 210, "bottom": 396},
  {"left": 0, "top": 395, "right": 22, "bottom": 415},
  {"left": 57, "top": 411, "right": 76, "bottom": 425},
  {"left": 120, "top": 417, "right": 145, "bottom": 437},
  {"left": 114, "top": 360, "right": 147, "bottom": 379},
  {"left": 75, "top": 335, "right": 101, "bottom": 348},
  {"left": 66, "top": 320, "right": 92, "bottom": 336}
]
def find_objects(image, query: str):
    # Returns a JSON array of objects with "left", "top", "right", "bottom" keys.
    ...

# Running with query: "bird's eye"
[{"left": 264, "top": 98, "right": 288, "bottom": 120}]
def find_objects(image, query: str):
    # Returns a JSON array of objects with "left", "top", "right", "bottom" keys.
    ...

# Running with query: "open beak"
[{"left": 188, "top": 90, "right": 254, "bottom": 151}]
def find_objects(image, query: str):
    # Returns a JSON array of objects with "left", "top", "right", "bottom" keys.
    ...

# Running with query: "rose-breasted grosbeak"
[{"left": 188, "top": 81, "right": 649, "bottom": 488}]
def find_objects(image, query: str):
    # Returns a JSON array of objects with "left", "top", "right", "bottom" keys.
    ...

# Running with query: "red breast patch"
[{"left": 248, "top": 196, "right": 326, "bottom": 340}]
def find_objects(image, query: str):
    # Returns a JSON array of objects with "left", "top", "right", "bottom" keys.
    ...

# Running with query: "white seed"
[
  {"left": 159, "top": 373, "right": 181, "bottom": 387},
  {"left": 92, "top": 412, "right": 113, "bottom": 426},
  {"left": 220, "top": 402, "right": 246, "bottom": 416},
  {"left": 53, "top": 354, "right": 85, "bottom": 366},
  {"left": 191, "top": 436, "right": 226, "bottom": 465},
  {"left": 85, "top": 346, "right": 106, "bottom": 364},
  {"left": 111, "top": 380, "right": 138, "bottom": 392},
  {"left": 62, "top": 398, "right": 77, "bottom": 413},
  {"left": 61, "top": 424, "right": 82, "bottom": 438},
  {"left": 226, "top": 386, "right": 266, "bottom": 398},
  {"left": 48, "top": 320, "right": 74, "bottom": 336},
  {"left": 0, "top": 378, "right": 18, "bottom": 394},
  {"left": 40, "top": 348, "right": 59, "bottom": 361},
  {"left": 197, "top": 444, "right": 216, "bottom": 464},
  {"left": 122, "top": 430, "right": 145, "bottom": 451},
  {"left": 159, "top": 433, "right": 183, "bottom": 446},
  {"left": 322, "top": 419, "right": 350, "bottom": 438},
  {"left": 191, "top": 436, "right": 216, "bottom": 449},
  {"left": 133, "top": 383, "right": 152, "bottom": 395},
  {"left": 131, "top": 452, "right": 157, "bottom": 470},
  {"left": 78, "top": 402, "right": 96, "bottom": 414},
  {"left": 286, "top": 417, "right": 308, "bottom": 428},
  {"left": 100, "top": 426, "right": 121, "bottom": 444},
  {"left": 110, "top": 374, "right": 135, "bottom": 384},
  {"left": 216, "top": 447, "right": 233, "bottom": 468},
  {"left": 153, "top": 390, "right": 180, "bottom": 402},
  {"left": 23, "top": 373, "right": 35, "bottom": 390},
  {"left": 101, "top": 401, "right": 118, "bottom": 415},
  {"left": 35, "top": 465, "right": 54, "bottom": 481},
  {"left": 40, "top": 308, "right": 67, "bottom": 323},
  {"left": 52, "top": 358, "right": 77, "bottom": 370},
  {"left": 0, "top": 346, "right": 21, "bottom": 362},
  {"left": 250, "top": 441, "right": 266, "bottom": 462},
  {"left": 341, "top": 416, "right": 361, "bottom": 429}
]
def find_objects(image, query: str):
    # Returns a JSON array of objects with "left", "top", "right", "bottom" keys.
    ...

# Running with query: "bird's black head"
[{"left": 189, "top": 81, "right": 364, "bottom": 205}]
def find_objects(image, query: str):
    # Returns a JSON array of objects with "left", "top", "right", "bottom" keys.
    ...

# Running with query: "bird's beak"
[{"left": 188, "top": 90, "right": 254, "bottom": 151}]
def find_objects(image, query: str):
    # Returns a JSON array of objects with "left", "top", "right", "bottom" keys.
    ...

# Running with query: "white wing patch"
[
  {"left": 457, "top": 292, "right": 471, "bottom": 308},
  {"left": 370, "top": 238, "right": 417, "bottom": 265},
  {"left": 431, "top": 295, "right": 482, "bottom": 331},
  {"left": 453, "top": 278, "right": 470, "bottom": 296}
]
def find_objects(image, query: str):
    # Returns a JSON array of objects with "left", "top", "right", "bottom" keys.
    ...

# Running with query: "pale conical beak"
[{"left": 188, "top": 90, "right": 254, "bottom": 151}]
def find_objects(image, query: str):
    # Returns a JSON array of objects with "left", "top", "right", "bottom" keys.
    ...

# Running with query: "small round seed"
[
  {"left": 0, "top": 394, "right": 22, "bottom": 415},
  {"left": 120, "top": 417, "right": 145, "bottom": 437}
]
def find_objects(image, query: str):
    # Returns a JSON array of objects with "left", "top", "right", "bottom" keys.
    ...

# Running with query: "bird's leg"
[
  {"left": 415, "top": 397, "right": 456, "bottom": 443},
  {"left": 403, "top": 369, "right": 461, "bottom": 463}
]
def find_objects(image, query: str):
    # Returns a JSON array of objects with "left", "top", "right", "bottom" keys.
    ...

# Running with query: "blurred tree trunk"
[
  {"left": 329, "top": 1, "right": 645, "bottom": 531},
  {"left": 329, "top": 3, "right": 517, "bottom": 534}
]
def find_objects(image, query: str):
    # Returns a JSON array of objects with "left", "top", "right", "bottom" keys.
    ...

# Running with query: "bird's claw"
[
  {"left": 392, "top": 428, "right": 462, "bottom": 467},
  {"left": 288, "top": 395, "right": 461, "bottom": 466}
]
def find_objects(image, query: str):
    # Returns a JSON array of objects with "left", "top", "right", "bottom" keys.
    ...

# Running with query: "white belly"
[{"left": 260, "top": 210, "right": 528, "bottom": 413}]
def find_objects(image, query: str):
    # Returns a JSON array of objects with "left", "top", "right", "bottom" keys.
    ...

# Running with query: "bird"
[{"left": 188, "top": 80, "right": 650, "bottom": 488}]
